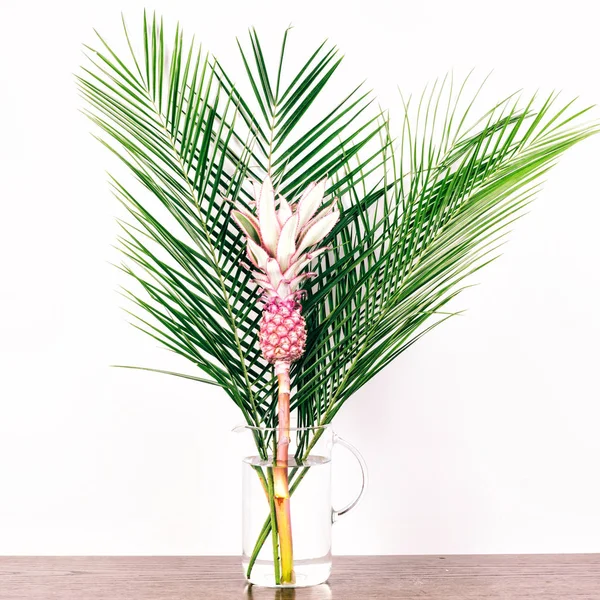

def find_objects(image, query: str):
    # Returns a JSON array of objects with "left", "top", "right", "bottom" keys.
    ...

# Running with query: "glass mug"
[{"left": 234, "top": 424, "right": 367, "bottom": 587}]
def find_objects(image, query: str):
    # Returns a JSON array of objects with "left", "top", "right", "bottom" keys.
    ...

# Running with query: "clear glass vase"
[{"left": 235, "top": 424, "right": 367, "bottom": 588}]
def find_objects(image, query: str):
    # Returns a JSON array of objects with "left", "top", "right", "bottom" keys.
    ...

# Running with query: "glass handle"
[{"left": 331, "top": 434, "right": 368, "bottom": 523}]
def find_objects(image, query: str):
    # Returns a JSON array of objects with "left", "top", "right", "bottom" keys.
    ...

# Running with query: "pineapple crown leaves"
[{"left": 231, "top": 175, "right": 338, "bottom": 301}]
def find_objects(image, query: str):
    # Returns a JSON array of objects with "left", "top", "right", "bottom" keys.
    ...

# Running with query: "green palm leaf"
[
  {"left": 78, "top": 14, "right": 597, "bottom": 439},
  {"left": 294, "top": 82, "right": 596, "bottom": 430},
  {"left": 78, "top": 15, "right": 390, "bottom": 433}
]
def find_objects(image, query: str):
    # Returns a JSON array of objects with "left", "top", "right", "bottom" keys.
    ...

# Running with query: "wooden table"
[{"left": 1, "top": 555, "right": 599, "bottom": 599}]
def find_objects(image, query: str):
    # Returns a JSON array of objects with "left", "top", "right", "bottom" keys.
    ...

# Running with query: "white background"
[{"left": 1, "top": 0, "right": 599, "bottom": 555}]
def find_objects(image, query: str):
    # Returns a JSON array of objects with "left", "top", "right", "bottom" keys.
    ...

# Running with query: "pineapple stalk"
[{"left": 274, "top": 361, "right": 294, "bottom": 583}]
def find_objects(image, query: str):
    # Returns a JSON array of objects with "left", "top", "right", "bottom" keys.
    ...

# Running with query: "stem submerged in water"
[
  {"left": 266, "top": 467, "right": 281, "bottom": 585},
  {"left": 246, "top": 425, "right": 327, "bottom": 580}
]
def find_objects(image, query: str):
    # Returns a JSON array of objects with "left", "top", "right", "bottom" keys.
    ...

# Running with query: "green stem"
[
  {"left": 246, "top": 520, "right": 271, "bottom": 579},
  {"left": 266, "top": 467, "right": 281, "bottom": 585},
  {"left": 251, "top": 465, "right": 268, "bottom": 491}
]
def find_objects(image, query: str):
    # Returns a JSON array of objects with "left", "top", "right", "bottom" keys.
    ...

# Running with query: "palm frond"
[
  {"left": 78, "top": 15, "right": 389, "bottom": 433},
  {"left": 294, "top": 82, "right": 597, "bottom": 429},
  {"left": 79, "top": 15, "right": 598, "bottom": 436}
]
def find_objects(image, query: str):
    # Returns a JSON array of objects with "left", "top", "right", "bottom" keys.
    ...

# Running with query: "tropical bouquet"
[{"left": 78, "top": 13, "right": 597, "bottom": 587}]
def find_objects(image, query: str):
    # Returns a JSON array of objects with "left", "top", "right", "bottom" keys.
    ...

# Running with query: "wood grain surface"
[{"left": 1, "top": 555, "right": 599, "bottom": 600}]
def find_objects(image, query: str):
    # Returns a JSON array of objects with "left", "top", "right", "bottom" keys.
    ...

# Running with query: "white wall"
[{"left": 1, "top": 0, "right": 599, "bottom": 555}]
